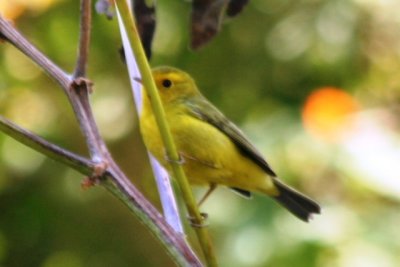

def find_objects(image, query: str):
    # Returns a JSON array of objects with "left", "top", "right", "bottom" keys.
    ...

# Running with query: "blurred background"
[{"left": 1, "top": 0, "right": 400, "bottom": 266}]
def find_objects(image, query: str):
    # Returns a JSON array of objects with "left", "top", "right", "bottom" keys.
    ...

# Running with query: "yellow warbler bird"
[{"left": 139, "top": 66, "right": 320, "bottom": 222}]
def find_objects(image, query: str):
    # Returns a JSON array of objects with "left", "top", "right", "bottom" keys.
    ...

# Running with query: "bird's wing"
[{"left": 185, "top": 97, "right": 277, "bottom": 177}]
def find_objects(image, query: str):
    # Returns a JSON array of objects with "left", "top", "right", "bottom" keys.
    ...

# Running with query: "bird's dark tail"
[{"left": 272, "top": 179, "right": 321, "bottom": 222}]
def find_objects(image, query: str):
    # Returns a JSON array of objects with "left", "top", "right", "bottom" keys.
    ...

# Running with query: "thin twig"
[
  {"left": 115, "top": 1, "right": 218, "bottom": 266},
  {"left": 0, "top": 115, "right": 96, "bottom": 175},
  {"left": 0, "top": 15, "right": 103, "bottom": 159},
  {"left": 68, "top": 78, "right": 109, "bottom": 160},
  {"left": 74, "top": 0, "right": 92, "bottom": 78},
  {"left": 70, "top": 0, "right": 108, "bottom": 159},
  {"left": 0, "top": 14, "right": 202, "bottom": 266},
  {"left": 0, "top": 17, "right": 70, "bottom": 89}
]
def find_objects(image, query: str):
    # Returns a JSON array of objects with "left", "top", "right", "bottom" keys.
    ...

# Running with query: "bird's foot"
[
  {"left": 164, "top": 152, "right": 185, "bottom": 165},
  {"left": 187, "top": 212, "right": 209, "bottom": 228}
]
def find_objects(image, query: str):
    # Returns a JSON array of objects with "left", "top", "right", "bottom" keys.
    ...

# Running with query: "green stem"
[{"left": 115, "top": 1, "right": 218, "bottom": 266}]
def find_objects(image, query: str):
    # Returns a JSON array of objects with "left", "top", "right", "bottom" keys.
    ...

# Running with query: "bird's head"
[{"left": 148, "top": 66, "right": 200, "bottom": 104}]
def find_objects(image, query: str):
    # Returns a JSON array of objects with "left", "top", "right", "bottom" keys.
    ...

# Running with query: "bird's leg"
[
  {"left": 187, "top": 184, "right": 217, "bottom": 228},
  {"left": 188, "top": 184, "right": 217, "bottom": 228},
  {"left": 198, "top": 183, "right": 217, "bottom": 207}
]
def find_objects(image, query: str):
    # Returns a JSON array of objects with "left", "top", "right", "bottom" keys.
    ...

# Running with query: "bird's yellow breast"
[{"left": 139, "top": 95, "right": 276, "bottom": 194}]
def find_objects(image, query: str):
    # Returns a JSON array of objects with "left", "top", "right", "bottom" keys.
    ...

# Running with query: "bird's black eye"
[{"left": 162, "top": 79, "right": 172, "bottom": 88}]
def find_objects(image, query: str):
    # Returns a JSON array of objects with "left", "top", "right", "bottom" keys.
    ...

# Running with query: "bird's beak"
[{"left": 133, "top": 77, "right": 142, "bottom": 83}]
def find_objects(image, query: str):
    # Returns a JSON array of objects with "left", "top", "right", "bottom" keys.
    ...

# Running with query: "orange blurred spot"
[
  {"left": 302, "top": 87, "right": 359, "bottom": 141},
  {"left": 0, "top": 0, "right": 57, "bottom": 20},
  {"left": 0, "top": 2, "right": 25, "bottom": 20}
]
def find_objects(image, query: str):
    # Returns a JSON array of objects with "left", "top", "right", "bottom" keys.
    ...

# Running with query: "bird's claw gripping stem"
[
  {"left": 164, "top": 152, "right": 185, "bottom": 165},
  {"left": 187, "top": 212, "right": 209, "bottom": 228}
]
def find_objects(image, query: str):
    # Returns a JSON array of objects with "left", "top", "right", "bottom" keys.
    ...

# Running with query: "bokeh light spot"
[
  {"left": 5, "top": 88, "right": 58, "bottom": 134},
  {"left": 17, "top": 0, "right": 55, "bottom": 11},
  {"left": 202, "top": 189, "right": 250, "bottom": 226},
  {"left": 0, "top": 0, "right": 60, "bottom": 22},
  {"left": 93, "top": 92, "right": 133, "bottom": 141},
  {"left": 339, "top": 110, "right": 400, "bottom": 198},
  {"left": 338, "top": 242, "right": 395, "bottom": 267},
  {"left": 231, "top": 226, "right": 272, "bottom": 266},
  {"left": 12, "top": 0, "right": 57, "bottom": 15},
  {"left": 316, "top": 1, "right": 356, "bottom": 46},
  {"left": 1, "top": 137, "right": 45, "bottom": 175},
  {"left": 302, "top": 87, "right": 359, "bottom": 141},
  {"left": 0, "top": 2, "right": 25, "bottom": 20},
  {"left": 266, "top": 11, "right": 312, "bottom": 61},
  {"left": 4, "top": 45, "right": 42, "bottom": 81}
]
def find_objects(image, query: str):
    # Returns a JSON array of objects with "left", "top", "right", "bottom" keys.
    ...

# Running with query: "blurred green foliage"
[{"left": 1, "top": 0, "right": 400, "bottom": 266}]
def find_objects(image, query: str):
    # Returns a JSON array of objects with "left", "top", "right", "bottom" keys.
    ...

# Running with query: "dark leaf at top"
[
  {"left": 133, "top": 0, "right": 156, "bottom": 59},
  {"left": 190, "top": 0, "right": 229, "bottom": 50},
  {"left": 226, "top": 0, "right": 250, "bottom": 17}
]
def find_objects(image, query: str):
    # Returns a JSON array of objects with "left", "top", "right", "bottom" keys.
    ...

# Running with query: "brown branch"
[
  {"left": 68, "top": 78, "right": 109, "bottom": 160},
  {"left": 0, "top": 16, "right": 103, "bottom": 159},
  {"left": 74, "top": 0, "right": 92, "bottom": 78},
  {"left": 0, "top": 115, "right": 96, "bottom": 175},
  {"left": 70, "top": 0, "right": 108, "bottom": 159},
  {"left": 0, "top": 114, "right": 200, "bottom": 266},
  {"left": 0, "top": 18, "right": 70, "bottom": 89}
]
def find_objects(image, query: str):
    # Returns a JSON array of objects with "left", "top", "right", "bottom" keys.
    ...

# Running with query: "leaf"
[
  {"left": 226, "top": 0, "right": 250, "bottom": 17},
  {"left": 134, "top": 0, "right": 156, "bottom": 59},
  {"left": 190, "top": 0, "right": 229, "bottom": 49},
  {"left": 118, "top": 0, "right": 156, "bottom": 62}
]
